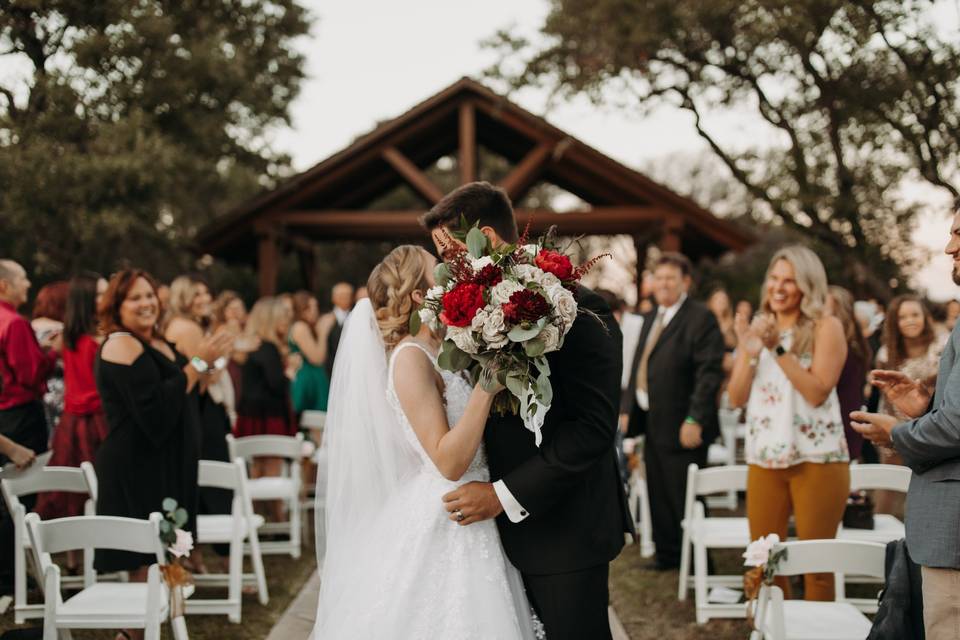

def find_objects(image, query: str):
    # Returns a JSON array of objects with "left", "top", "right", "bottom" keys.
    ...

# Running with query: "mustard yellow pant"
[{"left": 746, "top": 462, "right": 850, "bottom": 601}]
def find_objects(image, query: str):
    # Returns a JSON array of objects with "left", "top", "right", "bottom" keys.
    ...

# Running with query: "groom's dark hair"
[{"left": 420, "top": 181, "right": 519, "bottom": 243}]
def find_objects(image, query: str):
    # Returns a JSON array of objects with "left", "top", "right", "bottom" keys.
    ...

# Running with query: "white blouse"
[{"left": 744, "top": 331, "right": 849, "bottom": 469}]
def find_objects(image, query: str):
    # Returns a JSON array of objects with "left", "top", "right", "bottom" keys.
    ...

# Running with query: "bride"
[{"left": 310, "top": 245, "right": 540, "bottom": 639}]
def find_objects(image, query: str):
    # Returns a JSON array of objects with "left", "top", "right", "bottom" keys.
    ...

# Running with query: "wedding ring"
[{"left": 455, "top": 509, "right": 465, "bottom": 522}]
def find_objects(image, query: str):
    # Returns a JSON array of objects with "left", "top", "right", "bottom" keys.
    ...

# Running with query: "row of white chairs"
[
  {"left": 679, "top": 462, "right": 910, "bottom": 628},
  {"left": 1, "top": 454, "right": 276, "bottom": 637}
]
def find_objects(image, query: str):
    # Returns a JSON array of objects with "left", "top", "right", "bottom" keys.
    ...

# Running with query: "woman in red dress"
[{"left": 36, "top": 274, "right": 110, "bottom": 532}]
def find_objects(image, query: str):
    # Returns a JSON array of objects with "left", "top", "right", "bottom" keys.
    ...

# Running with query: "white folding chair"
[
  {"left": 626, "top": 467, "right": 655, "bottom": 558},
  {"left": 705, "top": 409, "right": 740, "bottom": 510},
  {"left": 751, "top": 539, "right": 885, "bottom": 640},
  {"left": 25, "top": 512, "right": 189, "bottom": 640},
  {"left": 226, "top": 433, "right": 303, "bottom": 558},
  {"left": 299, "top": 410, "right": 326, "bottom": 543},
  {"left": 187, "top": 459, "right": 268, "bottom": 622},
  {"left": 678, "top": 464, "right": 751, "bottom": 623},
  {"left": 1, "top": 466, "right": 96, "bottom": 623},
  {"left": 835, "top": 463, "right": 911, "bottom": 612}
]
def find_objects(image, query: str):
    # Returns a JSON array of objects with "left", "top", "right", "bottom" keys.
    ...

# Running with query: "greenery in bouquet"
[{"left": 413, "top": 217, "right": 607, "bottom": 445}]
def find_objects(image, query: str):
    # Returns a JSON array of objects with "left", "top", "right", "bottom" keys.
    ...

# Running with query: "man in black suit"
[
  {"left": 321, "top": 282, "right": 353, "bottom": 379},
  {"left": 621, "top": 252, "right": 724, "bottom": 570},
  {"left": 422, "top": 182, "right": 633, "bottom": 640}
]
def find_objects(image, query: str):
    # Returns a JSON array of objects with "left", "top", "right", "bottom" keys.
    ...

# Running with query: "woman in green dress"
[{"left": 289, "top": 291, "right": 334, "bottom": 413}]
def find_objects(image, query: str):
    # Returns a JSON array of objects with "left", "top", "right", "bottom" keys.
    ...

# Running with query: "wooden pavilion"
[{"left": 196, "top": 77, "right": 752, "bottom": 296}]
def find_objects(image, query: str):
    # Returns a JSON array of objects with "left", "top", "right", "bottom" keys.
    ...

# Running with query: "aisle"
[{"left": 268, "top": 570, "right": 631, "bottom": 639}]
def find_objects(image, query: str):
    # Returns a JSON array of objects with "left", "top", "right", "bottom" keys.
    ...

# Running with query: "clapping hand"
[
  {"left": 734, "top": 311, "right": 776, "bottom": 357},
  {"left": 850, "top": 411, "right": 898, "bottom": 449},
  {"left": 198, "top": 328, "right": 234, "bottom": 364},
  {"left": 870, "top": 369, "right": 931, "bottom": 419},
  {"left": 8, "top": 442, "right": 36, "bottom": 470}
]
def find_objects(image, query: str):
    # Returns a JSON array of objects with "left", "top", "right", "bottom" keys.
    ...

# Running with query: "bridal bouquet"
[{"left": 413, "top": 219, "right": 606, "bottom": 446}]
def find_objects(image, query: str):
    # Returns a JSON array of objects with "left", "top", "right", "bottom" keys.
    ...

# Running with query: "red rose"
[
  {"left": 502, "top": 289, "right": 550, "bottom": 324},
  {"left": 440, "top": 283, "right": 486, "bottom": 328},
  {"left": 535, "top": 250, "right": 574, "bottom": 281},
  {"left": 472, "top": 264, "right": 504, "bottom": 287}
]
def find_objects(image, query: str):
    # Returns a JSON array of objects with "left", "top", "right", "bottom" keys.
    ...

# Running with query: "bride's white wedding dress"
[{"left": 310, "top": 301, "right": 539, "bottom": 640}]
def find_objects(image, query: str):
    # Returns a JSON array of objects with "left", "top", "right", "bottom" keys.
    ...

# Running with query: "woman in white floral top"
[
  {"left": 874, "top": 295, "right": 945, "bottom": 514},
  {"left": 728, "top": 246, "right": 850, "bottom": 602}
]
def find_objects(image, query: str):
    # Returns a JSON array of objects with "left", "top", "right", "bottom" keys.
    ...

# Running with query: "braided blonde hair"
[{"left": 368, "top": 245, "right": 431, "bottom": 350}]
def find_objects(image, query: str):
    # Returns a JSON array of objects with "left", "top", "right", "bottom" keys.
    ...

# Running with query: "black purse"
[{"left": 843, "top": 491, "right": 875, "bottom": 530}]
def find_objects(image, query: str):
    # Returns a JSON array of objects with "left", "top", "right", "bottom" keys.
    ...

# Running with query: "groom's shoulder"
[{"left": 573, "top": 285, "right": 610, "bottom": 316}]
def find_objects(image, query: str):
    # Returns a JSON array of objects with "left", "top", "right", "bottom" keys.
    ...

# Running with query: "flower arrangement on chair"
[
  {"left": 158, "top": 498, "right": 194, "bottom": 623},
  {"left": 743, "top": 533, "right": 788, "bottom": 623}
]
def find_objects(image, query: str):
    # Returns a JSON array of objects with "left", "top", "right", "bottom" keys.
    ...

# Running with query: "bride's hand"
[{"left": 478, "top": 364, "right": 505, "bottom": 394}]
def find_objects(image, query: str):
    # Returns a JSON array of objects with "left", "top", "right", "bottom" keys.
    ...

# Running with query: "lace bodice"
[{"left": 386, "top": 341, "right": 489, "bottom": 480}]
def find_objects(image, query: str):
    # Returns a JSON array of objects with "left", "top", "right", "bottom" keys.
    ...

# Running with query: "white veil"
[{"left": 311, "top": 299, "right": 421, "bottom": 628}]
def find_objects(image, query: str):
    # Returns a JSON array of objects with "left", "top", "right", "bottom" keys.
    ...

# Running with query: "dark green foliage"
[
  {"left": 0, "top": 0, "right": 310, "bottom": 287},
  {"left": 486, "top": 0, "right": 960, "bottom": 293}
]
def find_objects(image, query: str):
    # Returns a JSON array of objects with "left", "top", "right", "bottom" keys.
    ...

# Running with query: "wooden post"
[
  {"left": 257, "top": 226, "right": 280, "bottom": 297},
  {"left": 459, "top": 101, "right": 476, "bottom": 185},
  {"left": 659, "top": 219, "right": 684, "bottom": 253},
  {"left": 634, "top": 235, "right": 648, "bottom": 307},
  {"left": 297, "top": 247, "right": 318, "bottom": 292}
]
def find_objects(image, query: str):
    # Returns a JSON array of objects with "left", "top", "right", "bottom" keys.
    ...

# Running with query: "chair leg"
[
  {"left": 290, "top": 493, "right": 301, "bottom": 559},
  {"left": 678, "top": 529, "right": 691, "bottom": 601},
  {"left": 694, "top": 542, "right": 709, "bottom": 624},
  {"left": 248, "top": 531, "right": 270, "bottom": 605},
  {"left": 171, "top": 613, "right": 190, "bottom": 640},
  {"left": 638, "top": 480, "right": 654, "bottom": 559},
  {"left": 228, "top": 536, "right": 243, "bottom": 623}
]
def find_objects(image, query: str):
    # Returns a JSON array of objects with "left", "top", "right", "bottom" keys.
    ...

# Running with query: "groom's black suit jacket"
[{"left": 484, "top": 286, "right": 633, "bottom": 576}]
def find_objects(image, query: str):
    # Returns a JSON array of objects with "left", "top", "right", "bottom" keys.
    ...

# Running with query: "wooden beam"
[
  {"left": 256, "top": 226, "right": 280, "bottom": 297},
  {"left": 382, "top": 146, "right": 445, "bottom": 205},
  {"left": 659, "top": 219, "right": 684, "bottom": 253},
  {"left": 498, "top": 142, "right": 554, "bottom": 202},
  {"left": 459, "top": 101, "right": 477, "bottom": 185}
]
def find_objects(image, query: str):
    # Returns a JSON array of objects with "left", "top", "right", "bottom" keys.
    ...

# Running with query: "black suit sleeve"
[
  {"left": 501, "top": 304, "right": 622, "bottom": 516},
  {"left": 687, "top": 310, "right": 725, "bottom": 428}
]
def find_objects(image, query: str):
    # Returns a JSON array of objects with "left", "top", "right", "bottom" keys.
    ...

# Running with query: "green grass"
[{"left": 0, "top": 541, "right": 317, "bottom": 639}]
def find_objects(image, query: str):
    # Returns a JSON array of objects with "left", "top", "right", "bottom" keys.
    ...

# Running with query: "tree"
[
  {"left": 0, "top": 0, "right": 310, "bottom": 284},
  {"left": 485, "top": 0, "right": 960, "bottom": 294}
]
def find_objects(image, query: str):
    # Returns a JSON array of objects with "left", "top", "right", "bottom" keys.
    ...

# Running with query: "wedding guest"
[
  {"left": 289, "top": 291, "right": 334, "bottom": 414},
  {"left": 212, "top": 290, "right": 250, "bottom": 411},
  {"left": 707, "top": 288, "right": 738, "bottom": 399},
  {"left": 36, "top": 274, "right": 110, "bottom": 525},
  {"left": 32, "top": 281, "right": 69, "bottom": 434},
  {"left": 93, "top": 270, "right": 230, "bottom": 620},
  {"left": 622, "top": 253, "right": 725, "bottom": 570},
  {"left": 165, "top": 275, "right": 234, "bottom": 529},
  {"left": 235, "top": 297, "right": 296, "bottom": 521},
  {"left": 0, "top": 260, "right": 59, "bottom": 592},
  {"left": 353, "top": 285, "right": 368, "bottom": 303},
  {"left": 851, "top": 204, "right": 960, "bottom": 640},
  {"left": 728, "top": 246, "right": 849, "bottom": 601},
  {"left": 735, "top": 299, "right": 753, "bottom": 320},
  {"left": 873, "top": 294, "right": 944, "bottom": 514},
  {"left": 825, "top": 286, "right": 870, "bottom": 461},
  {"left": 321, "top": 282, "right": 353, "bottom": 379}
]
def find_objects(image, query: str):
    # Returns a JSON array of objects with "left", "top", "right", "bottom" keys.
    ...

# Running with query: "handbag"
[{"left": 843, "top": 491, "right": 875, "bottom": 530}]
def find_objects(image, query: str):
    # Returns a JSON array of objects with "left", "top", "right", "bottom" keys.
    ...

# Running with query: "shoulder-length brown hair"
[
  {"left": 881, "top": 294, "right": 935, "bottom": 369},
  {"left": 98, "top": 269, "right": 162, "bottom": 337}
]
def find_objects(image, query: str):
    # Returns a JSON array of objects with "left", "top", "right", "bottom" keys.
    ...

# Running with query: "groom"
[{"left": 423, "top": 182, "right": 634, "bottom": 639}]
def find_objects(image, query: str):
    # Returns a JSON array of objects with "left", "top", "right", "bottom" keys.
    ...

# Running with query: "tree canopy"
[
  {"left": 486, "top": 0, "right": 960, "bottom": 294},
  {"left": 0, "top": 0, "right": 310, "bottom": 284}
]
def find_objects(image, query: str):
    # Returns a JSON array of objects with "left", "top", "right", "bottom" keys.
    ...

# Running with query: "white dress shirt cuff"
[
  {"left": 493, "top": 480, "right": 529, "bottom": 523},
  {"left": 635, "top": 389, "right": 650, "bottom": 411}
]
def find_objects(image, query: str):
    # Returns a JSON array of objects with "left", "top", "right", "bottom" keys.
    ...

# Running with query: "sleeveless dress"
[
  {"left": 288, "top": 334, "right": 330, "bottom": 412},
  {"left": 310, "top": 341, "right": 539, "bottom": 640}
]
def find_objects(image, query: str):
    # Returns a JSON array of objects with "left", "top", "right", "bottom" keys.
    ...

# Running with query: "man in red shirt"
[{"left": 0, "top": 259, "right": 59, "bottom": 591}]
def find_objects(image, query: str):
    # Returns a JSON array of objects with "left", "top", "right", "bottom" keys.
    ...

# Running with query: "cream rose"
[
  {"left": 448, "top": 326, "right": 479, "bottom": 354},
  {"left": 491, "top": 280, "right": 524, "bottom": 305},
  {"left": 480, "top": 306, "right": 508, "bottom": 349},
  {"left": 539, "top": 324, "right": 561, "bottom": 352}
]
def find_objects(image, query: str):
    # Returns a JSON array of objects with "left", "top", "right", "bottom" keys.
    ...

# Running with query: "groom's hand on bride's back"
[{"left": 443, "top": 481, "right": 503, "bottom": 526}]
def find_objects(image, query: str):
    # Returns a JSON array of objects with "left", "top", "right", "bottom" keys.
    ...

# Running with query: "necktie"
[{"left": 637, "top": 309, "right": 666, "bottom": 396}]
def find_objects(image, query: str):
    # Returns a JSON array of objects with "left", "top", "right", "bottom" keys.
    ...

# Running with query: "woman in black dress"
[{"left": 94, "top": 270, "right": 231, "bottom": 634}]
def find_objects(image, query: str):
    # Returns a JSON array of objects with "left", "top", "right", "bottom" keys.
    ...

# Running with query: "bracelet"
[
  {"left": 684, "top": 416, "right": 698, "bottom": 425},
  {"left": 213, "top": 356, "right": 228, "bottom": 371}
]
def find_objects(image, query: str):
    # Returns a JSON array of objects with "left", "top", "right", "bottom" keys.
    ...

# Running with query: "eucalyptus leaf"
[
  {"left": 159, "top": 520, "right": 173, "bottom": 533},
  {"left": 434, "top": 263, "right": 451, "bottom": 287},
  {"left": 505, "top": 375, "right": 526, "bottom": 399},
  {"left": 466, "top": 227, "right": 488, "bottom": 258},
  {"left": 438, "top": 340, "right": 472, "bottom": 372},
  {"left": 409, "top": 309, "right": 422, "bottom": 335},
  {"left": 524, "top": 338, "right": 546, "bottom": 357},
  {"left": 536, "top": 371, "right": 553, "bottom": 405},
  {"left": 174, "top": 508, "right": 188, "bottom": 527},
  {"left": 162, "top": 498, "right": 177, "bottom": 513},
  {"left": 507, "top": 324, "right": 542, "bottom": 342}
]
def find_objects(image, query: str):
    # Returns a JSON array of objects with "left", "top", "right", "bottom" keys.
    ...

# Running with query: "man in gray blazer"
[{"left": 852, "top": 205, "right": 960, "bottom": 640}]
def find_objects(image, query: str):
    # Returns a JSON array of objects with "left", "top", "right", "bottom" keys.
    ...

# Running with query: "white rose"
[
  {"left": 512, "top": 264, "right": 560, "bottom": 289},
  {"left": 426, "top": 286, "right": 444, "bottom": 301},
  {"left": 419, "top": 308, "right": 437, "bottom": 327},
  {"left": 523, "top": 244, "right": 539, "bottom": 256},
  {"left": 539, "top": 324, "right": 561, "bottom": 352},
  {"left": 491, "top": 280, "right": 524, "bottom": 305},
  {"left": 742, "top": 534, "right": 780, "bottom": 567},
  {"left": 471, "top": 256, "right": 494, "bottom": 271},
  {"left": 448, "top": 326, "right": 479, "bottom": 354},
  {"left": 481, "top": 306, "right": 509, "bottom": 349},
  {"left": 547, "top": 284, "right": 578, "bottom": 329}
]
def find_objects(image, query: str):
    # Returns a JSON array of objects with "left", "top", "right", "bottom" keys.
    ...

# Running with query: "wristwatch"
[
  {"left": 190, "top": 356, "right": 210, "bottom": 374},
  {"left": 774, "top": 344, "right": 787, "bottom": 358}
]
